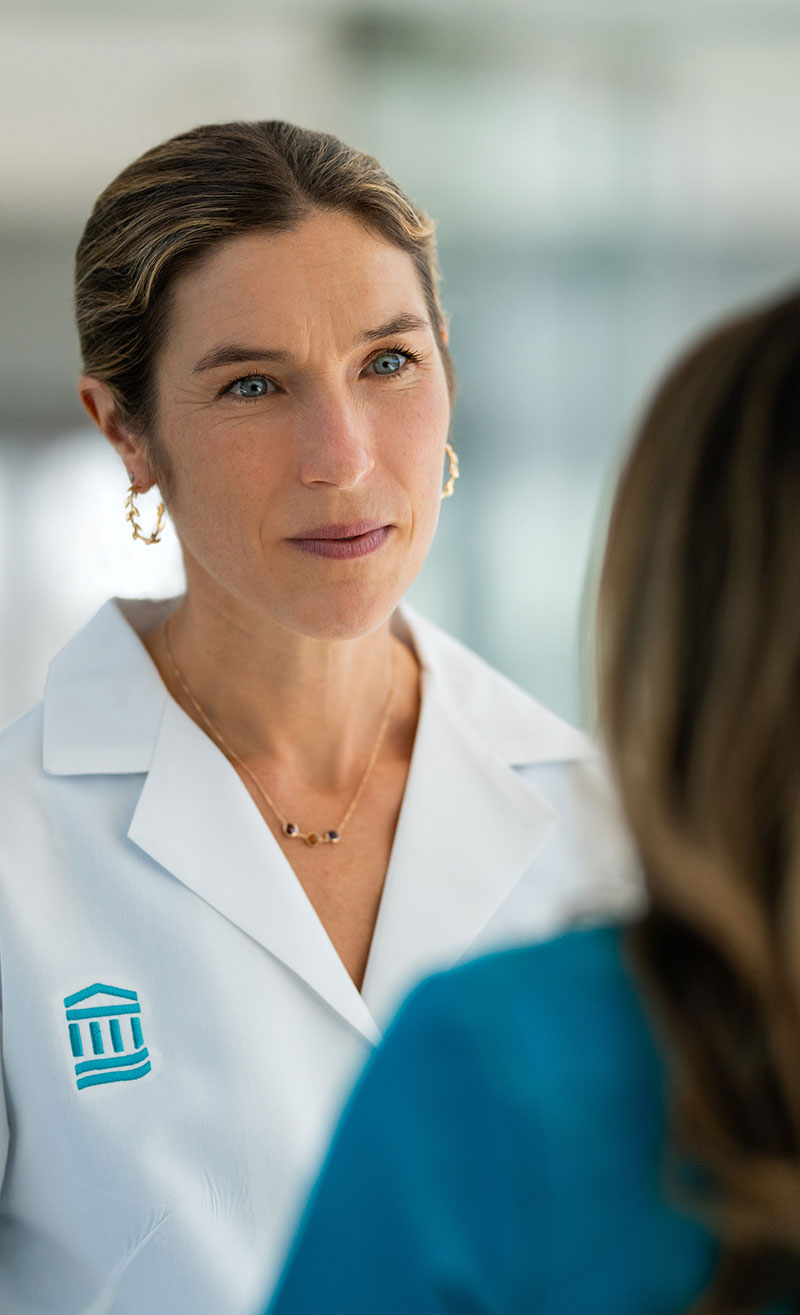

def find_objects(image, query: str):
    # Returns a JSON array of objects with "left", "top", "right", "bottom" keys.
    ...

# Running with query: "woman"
[
  {"left": 0, "top": 122, "right": 635, "bottom": 1314},
  {"left": 266, "top": 288, "right": 800, "bottom": 1314}
]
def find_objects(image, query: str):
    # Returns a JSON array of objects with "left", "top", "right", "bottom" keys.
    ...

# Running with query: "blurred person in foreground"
[
  {"left": 0, "top": 121, "right": 636, "bottom": 1314},
  {"left": 266, "top": 289, "right": 800, "bottom": 1315}
]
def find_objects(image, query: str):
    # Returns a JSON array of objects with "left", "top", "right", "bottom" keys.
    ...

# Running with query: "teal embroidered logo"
[{"left": 64, "top": 984, "right": 151, "bottom": 1090}]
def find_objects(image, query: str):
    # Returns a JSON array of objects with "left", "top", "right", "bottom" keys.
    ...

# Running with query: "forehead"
[{"left": 164, "top": 212, "right": 429, "bottom": 356}]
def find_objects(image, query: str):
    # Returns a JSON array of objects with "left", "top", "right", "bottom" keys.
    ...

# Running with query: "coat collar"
[
  {"left": 43, "top": 598, "right": 173, "bottom": 776},
  {"left": 396, "top": 604, "right": 596, "bottom": 766},
  {"left": 42, "top": 598, "right": 600, "bottom": 1038},
  {"left": 43, "top": 597, "right": 596, "bottom": 777}
]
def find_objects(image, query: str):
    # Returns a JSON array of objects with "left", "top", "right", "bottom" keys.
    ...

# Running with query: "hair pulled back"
[
  {"left": 598, "top": 291, "right": 800, "bottom": 1313},
  {"left": 75, "top": 120, "right": 454, "bottom": 449}
]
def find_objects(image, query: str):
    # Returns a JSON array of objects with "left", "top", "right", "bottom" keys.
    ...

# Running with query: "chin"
[{"left": 271, "top": 580, "right": 407, "bottom": 643}]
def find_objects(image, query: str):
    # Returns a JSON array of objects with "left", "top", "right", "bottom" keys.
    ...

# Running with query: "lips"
[
  {"left": 288, "top": 521, "right": 393, "bottom": 560},
  {"left": 292, "top": 521, "right": 387, "bottom": 540}
]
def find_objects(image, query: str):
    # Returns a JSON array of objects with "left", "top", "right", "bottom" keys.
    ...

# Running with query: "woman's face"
[{"left": 149, "top": 211, "right": 452, "bottom": 640}]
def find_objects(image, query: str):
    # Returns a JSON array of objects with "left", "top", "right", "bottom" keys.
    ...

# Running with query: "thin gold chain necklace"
[{"left": 163, "top": 618, "right": 397, "bottom": 848}]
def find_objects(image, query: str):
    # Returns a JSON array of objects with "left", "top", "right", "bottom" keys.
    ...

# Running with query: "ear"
[
  {"left": 440, "top": 322, "right": 450, "bottom": 347},
  {"left": 79, "top": 377, "right": 157, "bottom": 492}
]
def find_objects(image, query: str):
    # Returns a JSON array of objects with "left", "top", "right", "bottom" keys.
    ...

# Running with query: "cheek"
[
  {"left": 160, "top": 415, "right": 289, "bottom": 558},
  {"left": 393, "top": 386, "right": 451, "bottom": 502}
]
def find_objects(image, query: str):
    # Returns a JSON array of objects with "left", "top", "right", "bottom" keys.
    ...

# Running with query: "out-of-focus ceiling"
[
  {"left": 3, "top": 0, "right": 800, "bottom": 430},
  {"left": 8, "top": 0, "right": 800, "bottom": 19},
  {"left": 4, "top": 3, "right": 800, "bottom": 227}
]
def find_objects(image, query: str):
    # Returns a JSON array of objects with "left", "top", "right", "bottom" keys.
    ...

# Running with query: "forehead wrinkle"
[{"left": 167, "top": 217, "right": 432, "bottom": 374}]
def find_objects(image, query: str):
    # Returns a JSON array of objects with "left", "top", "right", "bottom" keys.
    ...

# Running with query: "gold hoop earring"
[
  {"left": 125, "top": 474, "right": 165, "bottom": 545},
  {"left": 441, "top": 442, "right": 460, "bottom": 500}
]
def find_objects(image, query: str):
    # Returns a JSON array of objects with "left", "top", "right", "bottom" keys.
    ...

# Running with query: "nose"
[{"left": 298, "top": 391, "right": 374, "bottom": 491}]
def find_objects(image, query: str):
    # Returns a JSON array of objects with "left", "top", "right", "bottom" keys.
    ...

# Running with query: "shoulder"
[
  {"left": 0, "top": 703, "right": 63, "bottom": 878},
  {"left": 396, "top": 926, "right": 652, "bottom": 1082},
  {"left": 0, "top": 701, "right": 45, "bottom": 782},
  {"left": 0, "top": 699, "right": 83, "bottom": 854},
  {"left": 389, "top": 931, "right": 663, "bottom": 1136},
  {"left": 375, "top": 930, "right": 674, "bottom": 1237}
]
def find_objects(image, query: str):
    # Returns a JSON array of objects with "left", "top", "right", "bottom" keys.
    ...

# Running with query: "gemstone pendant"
[{"left": 283, "top": 822, "right": 340, "bottom": 847}]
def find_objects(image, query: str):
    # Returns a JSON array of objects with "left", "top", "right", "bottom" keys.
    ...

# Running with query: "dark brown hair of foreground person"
[
  {"left": 74, "top": 119, "right": 455, "bottom": 495},
  {"left": 598, "top": 290, "right": 800, "bottom": 1313}
]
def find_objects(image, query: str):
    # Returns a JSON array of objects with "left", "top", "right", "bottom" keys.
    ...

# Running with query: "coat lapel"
[
  {"left": 360, "top": 665, "right": 558, "bottom": 1027},
  {"left": 127, "top": 697, "right": 380, "bottom": 1044},
  {"left": 42, "top": 598, "right": 171, "bottom": 776}
]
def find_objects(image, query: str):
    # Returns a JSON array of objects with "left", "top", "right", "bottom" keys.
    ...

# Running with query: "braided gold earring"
[
  {"left": 442, "top": 442, "right": 460, "bottom": 499},
  {"left": 125, "top": 473, "right": 165, "bottom": 545}
]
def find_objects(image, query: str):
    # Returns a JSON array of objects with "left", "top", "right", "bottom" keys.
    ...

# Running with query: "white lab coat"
[{"left": 0, "top": 598, "right": 639, "bottom": 1315}]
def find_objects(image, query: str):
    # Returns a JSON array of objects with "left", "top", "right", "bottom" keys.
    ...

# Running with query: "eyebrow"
[{"left": 190, "top": 313, "right": 431, "bottom": 374}]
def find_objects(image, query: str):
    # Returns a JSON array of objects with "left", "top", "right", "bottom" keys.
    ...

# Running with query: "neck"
[{"left": 145, "top": 589, "right": 419, "bottom": 794}]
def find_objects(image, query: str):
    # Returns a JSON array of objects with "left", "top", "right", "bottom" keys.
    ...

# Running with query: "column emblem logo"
[{"left": 63, "top": 984, "right": 151, "bottom": 1090}]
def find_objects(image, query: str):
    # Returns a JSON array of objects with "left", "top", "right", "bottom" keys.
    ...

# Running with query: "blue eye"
[
  {"left": 370, "top": 351, "right": 406, "bottom": 376},
  {"left": 227, "top": 375, "right": 273, "bottom": 399}
]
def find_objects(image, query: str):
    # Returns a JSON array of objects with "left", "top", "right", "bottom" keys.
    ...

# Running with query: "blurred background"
[{"left": 2, "top": 0, "right": 800, "bottom": 728}]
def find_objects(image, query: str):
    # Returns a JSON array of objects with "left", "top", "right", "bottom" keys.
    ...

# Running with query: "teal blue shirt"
[{"left": 267, "top": 926, "right": 718, "bottom": 1314}]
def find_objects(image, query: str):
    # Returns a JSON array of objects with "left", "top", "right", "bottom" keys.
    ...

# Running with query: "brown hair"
[
  {"left": 75, "top": 120, "right": 455, "bottom": 470},
  {"left": 597, "top": 291, "right": 800, "bottom": 1312}
]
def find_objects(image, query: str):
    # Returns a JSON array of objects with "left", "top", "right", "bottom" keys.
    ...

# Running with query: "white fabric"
[{"left": 0, "top": 598, "right": 640, "bottom": 1315}]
